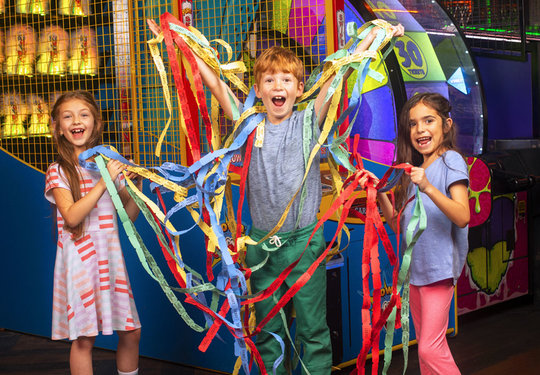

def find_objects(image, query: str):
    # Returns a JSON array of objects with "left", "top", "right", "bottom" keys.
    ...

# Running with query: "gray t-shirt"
[
  {"left": 247, "top": 110, "right": 322, "bottom": 232},
  {"left": 401, "top": 150, "right": 469, "bottom": 286}
]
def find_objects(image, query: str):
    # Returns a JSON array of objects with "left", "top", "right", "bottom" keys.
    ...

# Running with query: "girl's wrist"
[
  {"left": 420, "top": 183, "right": 433, "bottom": 195},
  {"left": 97, "top": 178, "right": 107, "bottom": 191}
]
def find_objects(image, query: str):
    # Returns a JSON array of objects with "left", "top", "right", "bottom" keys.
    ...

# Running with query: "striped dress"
[{"left": 45, "top": 163, "right": 141, "bottom": 340}]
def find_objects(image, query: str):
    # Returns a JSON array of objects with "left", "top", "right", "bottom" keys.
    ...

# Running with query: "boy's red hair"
[{"left": 253, "top": 46, "right": 304, "bottom": 86}]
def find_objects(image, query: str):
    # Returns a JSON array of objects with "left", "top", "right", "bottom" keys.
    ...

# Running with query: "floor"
[{"left": 0, "top": 296, "right": 538, "bottom": 374}]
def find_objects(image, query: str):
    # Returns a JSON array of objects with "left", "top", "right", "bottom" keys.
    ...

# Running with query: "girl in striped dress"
[{"left": 45, "top": 91, "right": 142, "bottom": 375}]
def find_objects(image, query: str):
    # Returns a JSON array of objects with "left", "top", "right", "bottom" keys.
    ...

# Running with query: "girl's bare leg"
[
  {"left": 70, "top": 336, "right": 96, "bottom": 375},
  {"left": 116, "top": 328, "right": 141, "bottom": 373}
]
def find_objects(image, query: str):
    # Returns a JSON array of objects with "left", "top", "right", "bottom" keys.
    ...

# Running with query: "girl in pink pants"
[
  {"left": 410, "top": 279, "right": 460, "bottom": 374},
  {"left": 378, "top": 93, "right": 470, "bottom": 374}
]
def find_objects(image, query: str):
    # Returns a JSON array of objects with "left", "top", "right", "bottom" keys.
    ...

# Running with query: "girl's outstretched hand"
[{"left": 408, "top": 166, "right": 432, "bottom": 193}]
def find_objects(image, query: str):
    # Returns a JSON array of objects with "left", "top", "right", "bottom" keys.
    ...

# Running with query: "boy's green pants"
[{"left": 246, "top": 222, "right": 332, "bottom": 375}]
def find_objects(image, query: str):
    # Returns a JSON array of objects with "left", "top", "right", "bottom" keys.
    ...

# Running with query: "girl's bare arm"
[
  {"left": 53, "top": 160, "right": 128, "bottom": 227},
  {"left": 377, "top": 190, "right": 399, "bottom": 233},
  {"left": 409, "top": 167, "right": 470, "bottom": 228}
]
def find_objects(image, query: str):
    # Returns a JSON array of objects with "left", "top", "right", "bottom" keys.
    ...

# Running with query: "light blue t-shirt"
[{"left": 401, "top": 150, "right": 469, "bottom": 286}]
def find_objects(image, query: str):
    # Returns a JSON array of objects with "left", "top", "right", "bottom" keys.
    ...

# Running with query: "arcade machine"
[
  {"left": 439, "top": 0, "right": 534, "bottom": 315},
  {"left": 457, "top": 149, "right": 531, "bottom": 315}
]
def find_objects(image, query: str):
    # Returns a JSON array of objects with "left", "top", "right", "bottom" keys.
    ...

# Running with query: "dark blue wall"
[
  {"left": 0, "top": 149, "right": 236, "bottom": 372},
  {"left": 475, "top": 54, "right": 533, "bottom": 140},
  {"left": 0, "top": 151, "right": 54, "bottom": 336}
]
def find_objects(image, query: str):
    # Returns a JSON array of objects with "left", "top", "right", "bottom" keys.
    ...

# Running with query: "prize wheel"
[{"left": 350, "top": 0, "right": 486, "bottom": 159}]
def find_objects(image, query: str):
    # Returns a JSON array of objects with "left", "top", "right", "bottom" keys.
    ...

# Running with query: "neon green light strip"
[{"left": 464, "top": 26, "right": 540, "bottom": 36}]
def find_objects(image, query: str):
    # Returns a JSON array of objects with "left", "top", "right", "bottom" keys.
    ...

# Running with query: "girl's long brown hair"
[
  {"left": 394, "top": 92, "right": 459, "bottom": 210},
  {"left": 51, "top": 91, "right": 103, "bottom": 239}
]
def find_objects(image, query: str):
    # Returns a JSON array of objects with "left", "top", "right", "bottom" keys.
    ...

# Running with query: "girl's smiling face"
[
  {"left": 55, "top": 99, "right": 97, "bottom": 155},
  {"left": 254, "top": 70, "right": 304, "bottom": 125},
  {"left": 409, "top": 102, "right": 452, "bottom": 164}
]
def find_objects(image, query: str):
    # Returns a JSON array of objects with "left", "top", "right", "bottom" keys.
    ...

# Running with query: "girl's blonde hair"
[
  {"left": 395, "top": 92, "right": 459, "bottom": 209},
  {"left": 253, "top": 46, "right": 304, "bottom": 86},
  {"left": 51, "top": 91, "right": 103, "bottom": 238}
]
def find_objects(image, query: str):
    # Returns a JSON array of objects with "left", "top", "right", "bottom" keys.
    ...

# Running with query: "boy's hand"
[
  {"left": 353, "top": 23, "right": 404, "bottom": 54},
  {"left": 147, "top": 19, "right": 162, "bottom": 38},
  {"left": 145, "top": 16, "right": 239, "bottom": 120},
  {"left": 390, "top": 24, "right": 405, "bottom": 38}
]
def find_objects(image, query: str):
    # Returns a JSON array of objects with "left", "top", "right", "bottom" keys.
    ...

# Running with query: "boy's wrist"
[{"left": 368, "top": 26, "right": 381, "bottom": 38}]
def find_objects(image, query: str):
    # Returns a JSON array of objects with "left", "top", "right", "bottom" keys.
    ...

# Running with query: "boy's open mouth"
[{"left": 272, "top": 96, "right": 285, "bottom": 107}]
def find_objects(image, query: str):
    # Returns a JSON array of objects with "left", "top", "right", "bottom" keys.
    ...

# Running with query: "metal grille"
[
  {"left": 439, "top": 0, "right": 536, "bottom": 57},
  {"left": 1, "top": 0, "right": 330, "bottom": 172},
  {"left": 134, "top": 0, "right": 330, "bottom": 168},
  {"left": 0, "top": 0, "right": 142, "bottom": 172},
  {"left": 131, "top": 0, "right": 178, "bottom": 168}
]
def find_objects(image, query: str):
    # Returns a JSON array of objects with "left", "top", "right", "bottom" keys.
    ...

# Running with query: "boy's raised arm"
[
  {"left": 194, "top": 51, "right": 241, "bottom": 120},
  {"left": 147, "top": 19, "right": 240, "bottom": 120},
  {"left": 313, "top": 24, "right": 404, "bottom": 127}
]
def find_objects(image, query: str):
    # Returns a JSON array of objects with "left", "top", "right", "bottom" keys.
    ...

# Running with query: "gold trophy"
[
  {"left": 2, "top": 93, "right": 28, "bottom": 139},
  {"left": 68, "top": 27, "right": 98, "bottom": 76},
  {"left": 27, "top": 94, "right": 51, "bottom": 137},
  {"left": 58, "top": 0, "right": 90, "bottom": 16},
  {"left": 16, "top": 0, "right": 49, "bottom": 15},
  {"left": 36, "top": 26, "right": 69, "bottom": 75},
  {"left": 0, "top": 31, "right": 5, "bottom": 71},
  {"left": 5, "top": 25, "right": 37, "bottom": 76}
]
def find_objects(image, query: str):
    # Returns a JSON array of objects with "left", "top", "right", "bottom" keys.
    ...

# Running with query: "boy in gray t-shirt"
[
  {"left": 148, "top": 19, "right": 403, "bottom": 375},
  {"left": 221, "top": 46, "right": 335, "bottom": 374}
]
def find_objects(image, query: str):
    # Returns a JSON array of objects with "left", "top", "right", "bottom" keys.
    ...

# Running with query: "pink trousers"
[{"left": 409, "top": 279, "right": 461, "bottom": 375}]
